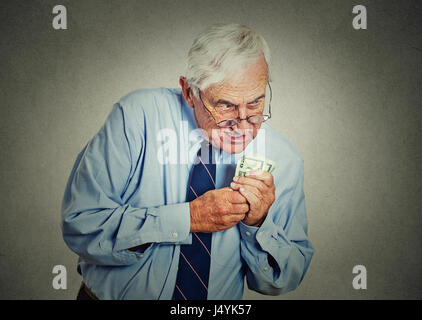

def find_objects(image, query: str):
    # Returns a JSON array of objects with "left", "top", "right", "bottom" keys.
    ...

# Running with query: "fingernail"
[{"left": 233, "top": 176, "right": 239, "bottom": 182}]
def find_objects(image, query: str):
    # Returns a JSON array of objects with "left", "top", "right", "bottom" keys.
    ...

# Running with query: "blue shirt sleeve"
[
  {"left": 238, "top": 159, "right": 314, "bottom": 295},
  {"left": 61, "top": 103, "right": 190, "bottom": 266}
]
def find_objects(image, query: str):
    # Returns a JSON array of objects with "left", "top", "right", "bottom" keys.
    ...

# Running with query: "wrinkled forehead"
[{"left": 205, "top": 57, "right": 269, "bottom": 102}]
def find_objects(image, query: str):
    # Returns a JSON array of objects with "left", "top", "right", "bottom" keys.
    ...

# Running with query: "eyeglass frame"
[{"left": 196, "top": 82, "right": 273, "bottom": 128}]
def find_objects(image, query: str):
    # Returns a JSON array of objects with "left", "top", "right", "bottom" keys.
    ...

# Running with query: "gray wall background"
[{"left": 1, "top": 0, "right": 421, "bottom": 299}]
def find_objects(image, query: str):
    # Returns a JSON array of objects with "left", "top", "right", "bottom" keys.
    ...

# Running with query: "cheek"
[
  {"left": 194, "top": 104, "right": 213, "bottom": 128},
  {"left": 203, "top": 120, "right": 220, "bottom": 139},
  {"left": 194, "top": 109, "right": 221, "bottom": 142}
]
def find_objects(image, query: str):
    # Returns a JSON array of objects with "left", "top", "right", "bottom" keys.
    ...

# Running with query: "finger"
[
  {"left": 244, "top": 170, "right": 274, "bottom": 187},
  {"left": 215, "top": 212, "right": 245, "bottom": 226},
  {"left": 237, "top": 185, "right": 261, "bottom": 207},
  {"left": 230, "top": 203, "right": 250, "bottom": 214},
  {"left": 218, "top": 219, "right": 243, "bottom": 232},
  {"left": 226, "top": 190, "right": 248, "bottom": 204},
  {"left": 231, "top": 182, "right": 261, "bottom": 199},
  {"left": 231, "top": 177, "right": 267, "bottom": 193},
  {"left": 223, "top": 213, "right": 246, "bottom": 225},
  {"left": 230, "top": 182, "right": 240, "bottom": 190}
]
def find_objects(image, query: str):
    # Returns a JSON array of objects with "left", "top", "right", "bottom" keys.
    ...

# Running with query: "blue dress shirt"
[{"left": 61, "top": 87, "right": 314, "bottom": 299}]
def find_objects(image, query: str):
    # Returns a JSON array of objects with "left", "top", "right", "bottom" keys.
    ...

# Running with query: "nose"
[
  {"left": 238, "top": 105, "right": 248, "bottom": 119},
  {"left": 236, "top": 120, "right": 252, "bottom": 131},
  {"left": 234, "top": 106, "right": 253, "bottom": 130}
]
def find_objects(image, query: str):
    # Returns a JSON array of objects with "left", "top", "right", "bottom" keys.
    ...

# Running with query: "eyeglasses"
[{"left": 197, "top": 82, "right": 272, "bottom": 128}]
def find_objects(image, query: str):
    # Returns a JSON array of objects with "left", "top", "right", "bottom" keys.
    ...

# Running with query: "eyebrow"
[{"left": 215, "top": 94, "right": 265, "bottom": 106}]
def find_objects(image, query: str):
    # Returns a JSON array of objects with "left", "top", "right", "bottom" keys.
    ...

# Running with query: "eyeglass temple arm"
[
  {"left": 198, "top": 90, "right": 218, "bottom": 122},
  {"left": 267, "top": 81, "right": 272, "bottom": 118}
]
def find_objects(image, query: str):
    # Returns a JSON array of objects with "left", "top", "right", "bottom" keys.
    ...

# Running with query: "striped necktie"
[{"left": 173, "top": 143, "right": 216, "bottom": 300}]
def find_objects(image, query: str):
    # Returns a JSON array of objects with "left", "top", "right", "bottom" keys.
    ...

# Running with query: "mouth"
[{"left": 221, "top": 130, "right": 248, "bottom": 144}]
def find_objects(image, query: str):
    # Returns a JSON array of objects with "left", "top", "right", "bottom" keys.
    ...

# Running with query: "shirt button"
[
  {"left": 263, "top": 266, "right": 269, "bottom": 271},
  {"left": 245, "top": 231, "right": 251, "bottom": 236},
  {"left": 172, "top": 232, "right": 178, "bottom": 239}
]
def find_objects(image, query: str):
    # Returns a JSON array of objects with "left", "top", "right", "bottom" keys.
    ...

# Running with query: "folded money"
[{"left": 235, "top": 154, "right": 276, "bottom": 177}]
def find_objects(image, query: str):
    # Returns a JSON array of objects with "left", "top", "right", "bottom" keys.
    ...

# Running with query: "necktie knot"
[{"left": 197, "top": 141, "right": 215, "bottom": 165}]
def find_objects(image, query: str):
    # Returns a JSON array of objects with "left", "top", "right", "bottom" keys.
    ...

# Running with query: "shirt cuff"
[
  {"left": 238, "top": 221, "right": 260, "bottom": 246},
  {"left": 113, "top": 202, "right": 191, "bottom": 251},
  {"left": 155, "top": 202, "right": 191, "bottom": 244}
]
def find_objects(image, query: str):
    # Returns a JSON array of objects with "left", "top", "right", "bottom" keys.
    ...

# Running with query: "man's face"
[{"left": 190, "top": 57, "right": 269, "bottom": 154}]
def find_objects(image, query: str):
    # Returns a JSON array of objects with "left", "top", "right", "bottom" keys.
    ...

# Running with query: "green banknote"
[{"left": 235, "top": 154, "right": 276, "bottom": 177}]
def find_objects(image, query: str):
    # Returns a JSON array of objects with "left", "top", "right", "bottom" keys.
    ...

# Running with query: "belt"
[{"left": 79, "top": 282, "right": 99, "bottom": 300}]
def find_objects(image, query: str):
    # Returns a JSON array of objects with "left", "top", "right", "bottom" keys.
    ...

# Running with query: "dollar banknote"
[{"left": 235, "top": 154, "right": 276, "bottom": 177}]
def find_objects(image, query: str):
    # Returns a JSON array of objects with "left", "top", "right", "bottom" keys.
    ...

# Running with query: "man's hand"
[
  {"left": 230, "top": 170, "right": 275, "bottom": 227},
  {"left": 190, "top": 187, "right": 250, "bottom": 233}
]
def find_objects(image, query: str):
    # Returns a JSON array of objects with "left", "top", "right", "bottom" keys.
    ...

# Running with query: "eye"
[
  {"left": 248, "top": 98, "right": 262, "bottom": 106},
  {"left": 247, "top": 101, "right": 262, "bottom": 109},
  {"left": 218, "top": 104, "right": 236, "bottom": 112}
]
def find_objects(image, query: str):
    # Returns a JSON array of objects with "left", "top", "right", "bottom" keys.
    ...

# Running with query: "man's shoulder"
[
  {"left": 111, "top": 87, "right": 188, "bottom": 134},
  {"left": 117, "top": 87, "right": 183, "bottom": 114}
]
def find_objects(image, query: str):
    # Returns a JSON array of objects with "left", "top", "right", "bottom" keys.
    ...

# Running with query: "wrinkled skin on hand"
[
  {"left": 230, "top": 170, "right": 275, "bottom": 227},
  {"left": 189, "top": 187, "right": 250, "bottom": 232}
]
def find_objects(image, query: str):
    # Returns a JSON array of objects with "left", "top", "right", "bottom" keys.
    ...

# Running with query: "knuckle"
[
  {"left": 213, "top": 216, "right": 223, "bottom": 226},
  {"left": 231, "top": 193, "right": 243, "bottom": 203},
  {"left": 225, "top": 203, "right": 234, "bottom": 213},
  {"left": 268, "top": 178, "right": 274, "bottom": 187},
  {"left": 225, "top": 192, "right": 234, "bottom": 202},
  {"left": 207, "top": 191, "right": 216, "bottom": 203},
  {"left": 228, "top": 189, "right": 238, "bottom": 198},
  {"left": 254, "top": 189, "right": 263, "bottom": 199},
  {"left": 259, "top": 181, "right": 267, "bottom": 191},
  {"left": 223, "top": 191, "right": 233, "bottom": 203},
  {"left": 269, "top": 190, "right": 276, "bottom": 202},
  {"left": 216, "top": 204, "right": 225, "bottom": 214},
  {"left": 222, "top": 215, "right": 231, "bottom": 224}
]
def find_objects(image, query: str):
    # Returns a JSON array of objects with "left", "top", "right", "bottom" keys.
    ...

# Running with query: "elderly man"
[{"left": 62, "top": 23, "right": 313, "bottom": 300}]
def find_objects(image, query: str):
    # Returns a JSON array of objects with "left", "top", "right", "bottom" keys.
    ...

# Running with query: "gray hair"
[{"left": 185, "top": 23, "right": 271, "bottom": 95}]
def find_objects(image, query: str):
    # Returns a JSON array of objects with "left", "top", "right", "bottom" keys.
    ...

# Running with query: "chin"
[
  {"left": 223, "top": 146, "right": 247, "bottom": 154},
  {"left": 219, "top": 138, "right": 253, "bottom": 154},
  {"left": 208, "top": 128, "right": 256, "bottom": 154}
]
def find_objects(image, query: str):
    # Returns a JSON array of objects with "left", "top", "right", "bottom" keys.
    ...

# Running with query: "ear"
[{"left": 179, "top": 76, "right": 195, "bottom": 108}]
